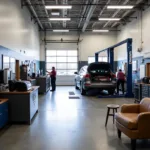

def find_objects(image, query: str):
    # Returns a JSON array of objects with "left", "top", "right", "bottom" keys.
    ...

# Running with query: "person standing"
[
  {"left": 117, "top": 69, "right": 125, "bottom": 94},
  {"left": 47, "top": 67, "right": 56, "bottom": 92}
]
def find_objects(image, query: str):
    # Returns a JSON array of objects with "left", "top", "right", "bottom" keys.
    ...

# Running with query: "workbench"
[
  {"left": 0, "top": 86, "right": 39, "bottom": 124},
  {"left": 36, "top": 76, "right": 50, "bottom": 94}
]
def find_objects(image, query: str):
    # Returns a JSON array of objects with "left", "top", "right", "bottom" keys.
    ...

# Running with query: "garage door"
[{"left": 46, "top": 43, "right": 78, "bottom": 85}]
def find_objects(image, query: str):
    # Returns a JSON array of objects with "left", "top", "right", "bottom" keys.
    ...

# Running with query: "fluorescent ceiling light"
[
  {"left": 53, "top": 30, "right": 69, "bottom": 32},
  {"left": 45, "top": 5, "right": 72, "bottom": 9},
  {"left": 51, "top": 12, "right": 60, "bottom": 16},
  {"left": 93, "top": 30, "right": 109, "bottom": 32},
  {"left": 99, "top": 18, "right": 120, "bottom": 21},
  {"left": 49, "top": 18, "right": 71, "bottom": 21},
  {"left": 107, "top": 5, "right": 134, "bottom": 9}
]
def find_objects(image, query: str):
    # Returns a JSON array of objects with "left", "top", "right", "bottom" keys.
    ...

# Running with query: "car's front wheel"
[
  {"left": 75, "top": 80, "right": 79, "bottom": 90},
  {"left": 80, "top": 83, "right": 86, "bottom": 95}
]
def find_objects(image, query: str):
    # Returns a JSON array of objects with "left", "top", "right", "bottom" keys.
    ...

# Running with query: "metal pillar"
[
  {"left": 126, "top": 39, "right": 133, "bottom": 98},
  {"left": 109, "top": 48, "right": 114, "bottom": 72},
  {"left": 95, "top": 53, "right": 99, "bottom": 62},
  {"left": 107, "top": 49, "right": 110, "bottom": 63}
]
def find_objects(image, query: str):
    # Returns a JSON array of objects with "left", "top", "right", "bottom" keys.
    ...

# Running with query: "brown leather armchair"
[{"left": 115, "top": 98, "right": 150, "bottom": 150}]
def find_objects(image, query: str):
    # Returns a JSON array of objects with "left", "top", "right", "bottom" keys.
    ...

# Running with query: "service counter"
[{"left": 0, "top": 86, "right": 39, "bottom": 124}]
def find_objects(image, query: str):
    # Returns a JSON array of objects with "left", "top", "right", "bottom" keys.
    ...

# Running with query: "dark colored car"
[{"left": 74, "top": 62, "right": 117, "bottom": 95}]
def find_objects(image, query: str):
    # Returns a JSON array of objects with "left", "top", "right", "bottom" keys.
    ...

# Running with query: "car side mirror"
[{"left": 74, "top": 72, "right": 78, "bottom": 74}]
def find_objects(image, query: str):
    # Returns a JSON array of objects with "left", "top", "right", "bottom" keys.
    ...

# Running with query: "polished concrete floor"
[{"left": 0, "top": 86, "right": 150, "bottom": 150}]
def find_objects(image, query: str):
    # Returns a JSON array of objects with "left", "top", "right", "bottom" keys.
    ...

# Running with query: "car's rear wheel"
[
  {"left": 80, "top": 83, "right": 86, "bottom": 95},
  {"left": 108, "top": 89, "right": 115, "bottom": 95}
]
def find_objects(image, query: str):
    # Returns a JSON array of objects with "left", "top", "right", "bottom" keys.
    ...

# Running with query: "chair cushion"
[{"left": 115, "top": 112, "right": 138, "bottom": 130}]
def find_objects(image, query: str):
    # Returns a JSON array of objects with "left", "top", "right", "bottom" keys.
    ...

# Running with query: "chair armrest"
[
  {"left": 121, "top": 104, "right": 140, "bottom": 113},
  {"left": 138, "top": 112, "right": 150, "bottom": 137}
]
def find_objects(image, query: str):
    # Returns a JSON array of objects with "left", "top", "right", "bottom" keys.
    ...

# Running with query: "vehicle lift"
[{"left": 95, "top": 38, "right": 134, "bottom": 98}]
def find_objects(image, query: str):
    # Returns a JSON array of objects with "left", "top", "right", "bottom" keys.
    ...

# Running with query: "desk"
[{"left": 0, "top": 86, "right": 39, "bottom": 124}]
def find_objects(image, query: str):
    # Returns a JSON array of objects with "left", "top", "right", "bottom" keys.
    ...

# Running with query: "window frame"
[{"left": 46, "top": 50, "right": 78, "bottom": 76}]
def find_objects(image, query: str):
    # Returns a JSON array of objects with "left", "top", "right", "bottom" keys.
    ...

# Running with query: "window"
[
  {"left": 3, "top": 56, "right": 10, "bottom": 69},
  {"left": 46, "top": 50, "right": 78, "bottom": 75},
  {"left": 10, "top": 58, "right": 15, "bottom": 73},
  {"left": 88, "top": 56, "right": 108, "bottom": 64}
]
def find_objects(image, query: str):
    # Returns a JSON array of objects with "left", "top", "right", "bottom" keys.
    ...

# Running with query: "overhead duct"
[
  {"left": 82, "top": 0, "right": 99, "bottom": 32},
  {"left": 26, "top": 0, "right": 43, "bottom": 29},
  {"left": 78, "top": 0, "right": 89, "bottom": 28},
  {"left": 41, "top": 0, "right": 52, "bottom": 28},
  {"left": 62, "top": 0, "right": 68, "bottom": 28}
]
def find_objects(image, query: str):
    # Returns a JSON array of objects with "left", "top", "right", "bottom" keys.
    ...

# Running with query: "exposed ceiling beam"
[
  {"left": 111, "top": 0, "right": 145, "bottom": 27},
  {"left": 62, "top": 0, "right": 67, "bottom": 28},
  {"left": 41, "top": 0, "right": 52, "bottom": 28},
  {"left": 103, "top": 0, "right": 130, "bottom": 28},
  {"left": 26, "top": 0, "right": 44, "bottom": 29},
  {"left": 78, "top": 0, "right": 89, "bottom": 28},
  {"left": 82, "top": 0, "right": 99, "bottom": 32},
  {"left": 92, "top": 0, "right": 111, "bottom": 28}
]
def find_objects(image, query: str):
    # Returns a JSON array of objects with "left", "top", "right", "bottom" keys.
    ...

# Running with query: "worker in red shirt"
[
  {"left": 117, "top": 69, "right": 125, "bottom": 94},
  {"left": 47, "top": 67, "right": 56, "bottom": 92}
]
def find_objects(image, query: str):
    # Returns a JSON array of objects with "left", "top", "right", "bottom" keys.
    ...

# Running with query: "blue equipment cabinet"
[{"left": 0, "top": 99, "right": 8, "bottom": 128}]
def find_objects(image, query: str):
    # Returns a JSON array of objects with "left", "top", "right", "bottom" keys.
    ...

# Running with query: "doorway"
[{"left": 146, "top": 63, "right": 150, "bottom": 77}]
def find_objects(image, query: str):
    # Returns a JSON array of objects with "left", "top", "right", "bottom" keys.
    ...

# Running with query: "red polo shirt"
[
  {"left": 51, "top": 70, "right": 56, "bottom": 78},
  {"left": 117, "top": 71, "right": 125, "bottom": 81}
]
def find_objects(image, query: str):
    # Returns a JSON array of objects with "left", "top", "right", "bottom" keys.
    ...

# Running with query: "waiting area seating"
[{"left": 115, "top": 98, "right": 150, "bottom": 150}]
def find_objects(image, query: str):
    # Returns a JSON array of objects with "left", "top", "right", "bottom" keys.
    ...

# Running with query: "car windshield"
[{"left": 88, "top": 63, "right": 110, "bottom": 75}]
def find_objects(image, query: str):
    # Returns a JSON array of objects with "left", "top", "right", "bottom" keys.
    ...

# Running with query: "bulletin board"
[
  {"left": 140, "top": 65, "right": 145, "bottom": 79},
  {"left": 132, "top": 60, "right": 137, "bottom": 71}
]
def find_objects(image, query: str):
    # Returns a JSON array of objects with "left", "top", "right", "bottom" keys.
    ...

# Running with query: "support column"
[
  {"left": 126, "top": 39, "right": 134, "bottom": 98},
  {"left": 95, "top": 53, "right": 99, "bottom": 62},
  {"left": 107, "top": 49, "right": 110, "bottom": 63},
  {"left": 109, "top": 48, "right": 114, "bottom": 72}
]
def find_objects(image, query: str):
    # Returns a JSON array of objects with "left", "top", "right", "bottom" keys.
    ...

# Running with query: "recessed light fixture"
[
  {"left": 45, "top": 5, "right": 72, "bottom": 9},
  {"left": 53, "top": 30, "right": 69, "bottom": 32},
  {"left": 107, "top": 5, "right": 134, "bottom": 9},
  {"left": 92, "top": 30, "right": 109, "bottom": 32},
  {"left": 99, "top": 18, "right": 120, "bottom": 21},
  {"left": 49, "top": 18, "right": 71, "bottom": 21}
]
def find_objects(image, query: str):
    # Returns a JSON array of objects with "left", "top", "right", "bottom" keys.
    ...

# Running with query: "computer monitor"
[{"left": 0, "top": 70, "right": 4, "bottom": 84}]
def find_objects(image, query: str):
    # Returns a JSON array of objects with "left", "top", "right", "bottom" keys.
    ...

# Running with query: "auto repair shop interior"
[{"left": 1, "top": 0, "right": 150, "bottom": 150}]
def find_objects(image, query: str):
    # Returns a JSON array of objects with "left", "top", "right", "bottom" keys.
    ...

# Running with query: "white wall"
[
  {"left": 115, "top": 7, "right": 150, "bottom": 61},
  {"left": 80, "top": 33, "right": 116, "bottom": 61},
  {"left": 0, "top": 0, "right": 40, "bottom": 60},
  {"left": 40, "top": 32, "right": 117, "bottom": 61}
]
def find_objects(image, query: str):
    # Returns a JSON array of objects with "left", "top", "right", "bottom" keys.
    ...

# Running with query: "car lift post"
[
  {"left": 109, "top": 48, "right": 114, "bottom": 72},
  {"left": 126, "top": 39, "right": 133, "bottom": 97},
  {"left": 95, "top": 38, "right": 134, "bottom": 98},
  {"left": 95, "top": 53, "right": 99, "bottom": 62}
]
